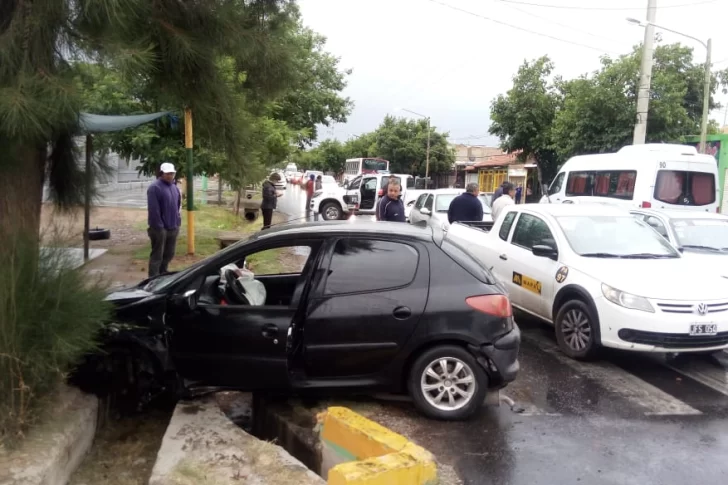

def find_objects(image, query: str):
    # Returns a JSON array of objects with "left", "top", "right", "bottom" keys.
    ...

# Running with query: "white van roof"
[{"left": 561, "top": 143, "right": 715, "bottom": 171}]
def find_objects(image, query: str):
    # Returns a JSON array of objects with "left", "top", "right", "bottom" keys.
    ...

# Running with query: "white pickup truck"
[{"left": 445, "top": 203, "right": 728, "bottom": 359}]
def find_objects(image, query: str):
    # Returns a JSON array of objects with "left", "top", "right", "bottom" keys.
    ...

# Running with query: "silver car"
[{"left": 409, "top": 189, "right": 493, "bottom": 230}]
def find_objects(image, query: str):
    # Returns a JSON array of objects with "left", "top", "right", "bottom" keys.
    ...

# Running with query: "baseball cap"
[{"left": 160, "top": 162, "right": 176, "bottom": 173}]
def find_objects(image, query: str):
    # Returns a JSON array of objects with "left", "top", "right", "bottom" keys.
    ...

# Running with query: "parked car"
[
  {"left": 541, "top": 144, "right": 720, "bottom": 213},
  {"left": 71, "top": 222, "right": 520, "bottom": 420},
  {"left": 630, "top": 208, "right": 728, "bottom": 278},
  {"left": 409, "top": 189, "right": 493, "bottom": 230},
  {"left": 446, "top": 203, "right": 728, "bottom": 360}
]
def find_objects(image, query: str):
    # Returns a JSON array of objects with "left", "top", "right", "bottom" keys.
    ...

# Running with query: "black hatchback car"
[{"left": 73, "top": 221, "right": 520, "bottom": 420}]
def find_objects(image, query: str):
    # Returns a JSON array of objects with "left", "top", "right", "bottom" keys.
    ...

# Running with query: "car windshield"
[
  {"left": 556, "top": 215, "right": 679, "bottom": 258},
  {"left": 671, "top": 218, "right": 728, "bottom": 252}
]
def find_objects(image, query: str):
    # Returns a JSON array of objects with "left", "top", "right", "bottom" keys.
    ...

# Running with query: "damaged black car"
[{"left": 72, "top": 221, "right": 520, "bottom": 420}]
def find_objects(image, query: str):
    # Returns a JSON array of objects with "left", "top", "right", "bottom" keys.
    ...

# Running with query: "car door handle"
[
  {"left": 499, "top": 254, "right": 508, "bottom": 260},
  {"left": 393, "top": 306, "right": 411, "bottom": 320},
  {"left": 261, "top": 324, "right": 278, "bottom": 339}
]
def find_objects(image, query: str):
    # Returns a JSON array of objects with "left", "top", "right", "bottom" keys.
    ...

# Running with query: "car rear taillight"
[
  {"left": 641, "top": 201, "right": 652, "bottom": 208},
  {"left": 466, "top": 295, "right": 512, "bottom": 317}
]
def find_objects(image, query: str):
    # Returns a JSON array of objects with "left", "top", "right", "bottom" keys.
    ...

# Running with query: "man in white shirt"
[{"left": 491, "top": 182, "right": 516, "bottom": 222}]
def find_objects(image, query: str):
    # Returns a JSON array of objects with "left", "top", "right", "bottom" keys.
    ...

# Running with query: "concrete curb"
[
  {"left": 149, "top": 397, "right": 325, "bottom": 485},
  {"left": 0, "top": 385, "right": 98, "bottom": 485},
  {"left": 317, "top": 407, "right": 438, "bottom": 485}
]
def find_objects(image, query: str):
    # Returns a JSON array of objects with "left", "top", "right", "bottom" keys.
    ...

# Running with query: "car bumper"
[
  {"left": 595, "top": 297, "right": 728, "bottom": 352},
  {"left": 472, "top": 323, "right": 521, "bottom": 388}
]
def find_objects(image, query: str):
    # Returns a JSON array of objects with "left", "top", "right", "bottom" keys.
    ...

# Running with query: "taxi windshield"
[
  {"left": 556, "top": 215, "right": 679, "bottom": 258},
  {"left": 671, "top": 218, "right": 728, "bottom": 252}
]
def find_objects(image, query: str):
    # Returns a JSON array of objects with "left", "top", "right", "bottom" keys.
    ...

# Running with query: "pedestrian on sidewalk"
[
  {"left": 491, "top": 182, "right": 516, "bottom": 222},
  {"left": 261, "top": 174, "right": 283, "bottom": 230},
  {"left": 448, "top": 183, "right": 484, "bottom": 224},
  {"left": 305, "top": 174, "right": 315, "bottom": 217},
  {"left": 490, "top": 180, "right": 510, "bottom": 206},
  {"left": 377, "top": 179, "right": 406, "bottom": 222},
  {"left": 147, "top": 163, "right": 181, "bottom": 277}
]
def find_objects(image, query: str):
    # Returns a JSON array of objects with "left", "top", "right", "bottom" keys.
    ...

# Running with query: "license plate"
[{"left": 690, "top": 323, "right": 718, "bottom": 336}]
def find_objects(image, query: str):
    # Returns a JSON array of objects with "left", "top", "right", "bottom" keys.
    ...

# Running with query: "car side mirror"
[
  {"left": 172, "top": 289, "right": 198, "bottom": 311},
  {"left": 420, "top": 208, "right": 431, "bottom": 216},
  {"left": 532, "top": 244, "right": 558, "bottom": 261}
]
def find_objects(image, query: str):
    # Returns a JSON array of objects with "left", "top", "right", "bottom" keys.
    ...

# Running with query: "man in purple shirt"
[{"left": 147, "top": 163, "right": 181, "bottom": 277}]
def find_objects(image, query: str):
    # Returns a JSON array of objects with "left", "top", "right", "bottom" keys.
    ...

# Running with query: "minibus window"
[{"left": 654, "top": 170, "right": 715, "bottom": 206}]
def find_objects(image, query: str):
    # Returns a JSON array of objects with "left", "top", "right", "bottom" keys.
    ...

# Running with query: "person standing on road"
[
  {"left": 491, "top": 182, "right": 516, "bottom": 222},
  {"left": 377, "top": 179, "right": 406, "bottom": 222},
  {"left": 261, "top": 173, "right": 283, "bottom": 230},
  {"left": 305, "top": 173, "right": 316, "bottom": 217},
  {"left": 147, "top": 163, "right": 181, "bottom": 277},
  {"left": 315, "top": 174, "right": 323, "bottom": 191},
  {"left": 448, "top": 183, "right": 484, "bottom": 224}
]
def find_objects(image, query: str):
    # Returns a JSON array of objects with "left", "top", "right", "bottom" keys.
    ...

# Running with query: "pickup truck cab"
[{"left": 446, "top": 204, "right": 728, "bottom": 359}]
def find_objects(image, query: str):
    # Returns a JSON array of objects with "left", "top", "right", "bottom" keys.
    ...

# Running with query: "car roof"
[
  {"left": 252, "top": 220, "right": 435, "bottom": 242},
  {"left": 632, "top": 208, "right": 728, "bottom": 220},
  {"left": 519, "top": 203, "right": 631, "bottom": 217}
]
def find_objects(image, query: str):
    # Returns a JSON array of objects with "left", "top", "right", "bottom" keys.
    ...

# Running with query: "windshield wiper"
[
  {"left": 681, "top": 244, "right": 722, "bottom": 252},
  {"left": 621, "top": 253, "right": 677, "bottom": 259},
  {"left": 580, "top": 252, "right": 625, "bottom": 258}
]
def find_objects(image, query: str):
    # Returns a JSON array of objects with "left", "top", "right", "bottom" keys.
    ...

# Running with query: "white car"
[
  {"left": 630, "top": 209, "right": 728, "bottom": 278},
  {"left": 446, "top": 204, "right": 728, "bottom": 359},
  {"left": 409, "top": 189, "right": 493, "bottom": 230}
]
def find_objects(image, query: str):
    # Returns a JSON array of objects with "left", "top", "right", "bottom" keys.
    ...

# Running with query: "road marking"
[
  {"left": 661, "top": 353, "right": 728, "bottom": 398},
  {"left": 522, "top": 333, "right": 702, "bottom": 416}
]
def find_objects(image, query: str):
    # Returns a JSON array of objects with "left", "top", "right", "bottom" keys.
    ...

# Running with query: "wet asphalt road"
[{"left": 277, "top": 184, "right": 728, "bottom": 485}]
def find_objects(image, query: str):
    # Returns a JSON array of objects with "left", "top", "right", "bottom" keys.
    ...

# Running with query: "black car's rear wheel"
[{"left": 408, "top": 345, "right": 487, "bottom": 420}]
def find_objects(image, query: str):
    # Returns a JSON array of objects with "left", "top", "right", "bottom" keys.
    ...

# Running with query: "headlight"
[{"left": 601, "top": 284, "right": 654, "bottom": 313}]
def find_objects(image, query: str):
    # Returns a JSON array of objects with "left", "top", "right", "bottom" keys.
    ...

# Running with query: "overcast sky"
[{"left": 297, "top": 0, "right": 728, "bottom": 147}]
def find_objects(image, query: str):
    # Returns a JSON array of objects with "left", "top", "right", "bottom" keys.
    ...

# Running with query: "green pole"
[
  {"left": 185, "top": 108, "right": 195, "bottom": 254},
  {"left": 201, "top": 175, "right": 208, "bottom": 205}
]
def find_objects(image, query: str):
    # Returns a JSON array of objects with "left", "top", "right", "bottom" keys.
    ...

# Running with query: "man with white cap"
[{"left": 146, "top": 162, "right": 181, "bottom": 277}]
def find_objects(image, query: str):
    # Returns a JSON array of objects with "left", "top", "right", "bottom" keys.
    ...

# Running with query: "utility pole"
[
  {"left": 184, "top": 107, "right": 195, "bottom": 255},
  {"left": 699, "top": 38, "right": 712, "bottom": 154},
  {"left": 425, "top": 117, "right": 431, "bottom": 182},
  {"left": 632, "top": 0, "right": 657, "bottom": 145}
]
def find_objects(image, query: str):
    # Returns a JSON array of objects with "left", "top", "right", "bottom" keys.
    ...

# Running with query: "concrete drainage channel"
[{"left": 0, "top": 388, "right": 441, "bottom": 485}]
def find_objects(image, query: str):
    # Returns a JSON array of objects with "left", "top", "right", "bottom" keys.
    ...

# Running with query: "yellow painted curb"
[{"left": 319, "top": 407, "right": 438, "bottom": 485}]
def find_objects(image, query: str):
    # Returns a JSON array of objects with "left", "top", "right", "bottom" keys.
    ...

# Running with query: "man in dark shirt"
[
  {"left": 448, "top": 183, "right": 484, "bottom": 224},
  {"left": 377, "top": 180, "right": 406, "bottom": 222},
  {"left": 490, "top": 181, "right": 510, "bottom": 206},
  {"left": 261, "top": 173, "right": 283, "bottom": 230},
  {"left": 147, "top": 163, "right": 181, "bottom": 277}
]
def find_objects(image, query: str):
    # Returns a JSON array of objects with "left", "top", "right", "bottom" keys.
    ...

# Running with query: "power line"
[
  {"left": 495, "top": 0, "right": 716, "bottom": 11},
  {"left": 425, "top": 0, "right": 620, "bottom": 55}
]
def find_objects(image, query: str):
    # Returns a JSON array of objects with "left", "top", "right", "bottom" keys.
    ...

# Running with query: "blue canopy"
[{"left": 79, "top": 112, "right": 170, "bottom": 133}]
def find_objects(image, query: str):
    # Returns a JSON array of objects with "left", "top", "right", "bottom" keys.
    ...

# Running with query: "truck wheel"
[
  {"left": 555, "top": 300, "right": 600, "bottom": 360},
  {"left": 321, "top": 202, "right": 342, "bottom": 221},
  {"left": 408, "top": 345, "right": 487, "bottom": 420},
  {"left": 88, "top": 227, "right": 111, "bottom": 240}
]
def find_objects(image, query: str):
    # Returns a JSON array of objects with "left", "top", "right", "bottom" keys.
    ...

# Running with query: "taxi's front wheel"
[{"left": 555, "top": 300, "right": 600, "bottom": 360}]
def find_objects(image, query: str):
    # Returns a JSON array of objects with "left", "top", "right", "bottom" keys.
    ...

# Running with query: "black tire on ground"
[
  {"left": 408, "top": 345, "right": 488, "bottom": 420},
  {"left": 88, "top": 228, "right": 111, "bottom": 240},
  {"left": 321, "top": 202, "right": 343, "bottom": 221},
  {"left": 555, "top": 299, "right": 601, "bottom": 360}
]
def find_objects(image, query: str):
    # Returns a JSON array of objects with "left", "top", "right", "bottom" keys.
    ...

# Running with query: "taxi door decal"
[{"left": 512, "top": 272, "right": 542, "bottom": 295}]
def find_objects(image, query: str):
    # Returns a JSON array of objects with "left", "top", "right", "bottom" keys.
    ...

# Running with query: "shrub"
[{"left": 0, "top": 236, "right": 112, "bottom": 448}]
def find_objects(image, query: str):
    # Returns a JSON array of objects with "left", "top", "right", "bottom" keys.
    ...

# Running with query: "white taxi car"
[{"left": 446, "top": 204, "right": 728, "bottom": 359}]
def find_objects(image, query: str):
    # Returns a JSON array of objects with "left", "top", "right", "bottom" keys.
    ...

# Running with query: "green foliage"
[
  {"left": 489, "top": 44, "right": 728, "bottom": 182},
  {"left": 0, "top": 238, "right": 112, "bottom": 447},
  {"left": 489, "top": 56, "right": 560, "bottom": 182}
]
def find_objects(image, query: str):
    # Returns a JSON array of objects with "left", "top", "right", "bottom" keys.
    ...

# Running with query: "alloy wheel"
[
  {"left": 324, "top": 205, "right": 340, "bottom": 220},
  {"left": 420, "top": 357, "right": 476, "bottom": 411},
  {"left": 561, "top": 309, "right": 592, "bottom": 351}
]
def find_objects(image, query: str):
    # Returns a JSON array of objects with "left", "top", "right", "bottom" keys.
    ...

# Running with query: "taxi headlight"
[{"left": 601, "top": 284, "right": 654, "bottom": 313}]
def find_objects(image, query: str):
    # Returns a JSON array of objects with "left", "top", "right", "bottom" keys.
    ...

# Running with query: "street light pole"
[
  {"left": 628, "top": 18, "right": 712, "bottom": 153},
  {"left": 631, "top": 0, "right": 657, "bottom": 145}
]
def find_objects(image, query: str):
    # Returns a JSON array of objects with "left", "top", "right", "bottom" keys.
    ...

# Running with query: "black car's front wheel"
[{"left": 408, "top": 345, "right": 487, "bottom": 420}]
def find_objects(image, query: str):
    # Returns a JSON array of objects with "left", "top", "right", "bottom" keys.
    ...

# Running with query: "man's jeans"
[{"left": 148, "top": 227, "right": 179, "bottom": 277}]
